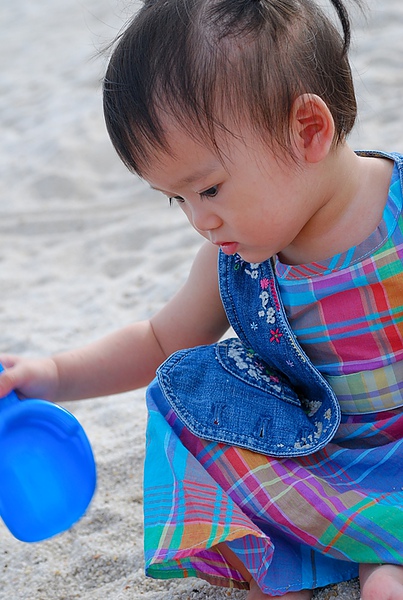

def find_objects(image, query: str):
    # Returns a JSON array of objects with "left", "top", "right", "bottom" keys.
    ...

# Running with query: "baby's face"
[{"left": 143, "top": 122, "right": 316, "bottom": 264}]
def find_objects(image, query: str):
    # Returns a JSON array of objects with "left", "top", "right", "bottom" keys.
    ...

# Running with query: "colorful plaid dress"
[{"left": 143, "top": 153, "right": 403, "bottom": 596}]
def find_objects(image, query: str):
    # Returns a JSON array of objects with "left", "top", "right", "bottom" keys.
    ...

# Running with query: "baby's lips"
[{"left": 218, "top": 242, "right": 239, "bottom": 255}]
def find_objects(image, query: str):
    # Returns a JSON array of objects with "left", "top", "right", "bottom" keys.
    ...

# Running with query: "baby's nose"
[{"left": 191, "top": 206, "right": 221, "bottom": 233}]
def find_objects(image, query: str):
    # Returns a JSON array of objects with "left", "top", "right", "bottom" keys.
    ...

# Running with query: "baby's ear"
[{"left": 290, "top": 94, "right": 335, "bottom": 163}]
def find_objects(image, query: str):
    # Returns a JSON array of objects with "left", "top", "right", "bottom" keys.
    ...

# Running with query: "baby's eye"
[
  {"left": 200, "top": 185, "right": 218, "bottom": 199},
  {"left": 169, "top": 196, "right": 185, "bottom": 206}
]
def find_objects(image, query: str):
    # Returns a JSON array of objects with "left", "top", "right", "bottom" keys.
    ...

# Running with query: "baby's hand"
[{"left": 0, "top": 355, "right": 60, "bottom": 403}]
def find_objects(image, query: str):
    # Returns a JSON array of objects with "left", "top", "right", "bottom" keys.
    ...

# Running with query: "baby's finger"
[
  {"left": 0, "top": 354, "right": 21, "bottom": 369},
  {"left": 0, "top": 364, "right": 26, "bottom": 399}
]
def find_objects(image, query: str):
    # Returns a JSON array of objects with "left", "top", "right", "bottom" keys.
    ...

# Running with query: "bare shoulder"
[
  {"left": 151, "top": 242, "right": 229, "bottom": 356},
  {"left": 187, "top": 240, "right": 220, "bottom": 287},
  {"left": 353, "top": 155, "right": 394, "bottom": 243}
]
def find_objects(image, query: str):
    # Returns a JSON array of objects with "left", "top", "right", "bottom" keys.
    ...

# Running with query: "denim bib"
[{"left": 157, "top": 251, "right": 344, "bottom": 457}]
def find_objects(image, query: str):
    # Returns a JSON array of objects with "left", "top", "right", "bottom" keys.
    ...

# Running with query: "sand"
[{"left": 0, "top": 0, "right": 402, "bottom": 598}]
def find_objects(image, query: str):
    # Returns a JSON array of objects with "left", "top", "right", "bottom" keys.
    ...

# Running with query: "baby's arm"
[{"left": 0, "top": 242, "right": 229, "bottom": 403}]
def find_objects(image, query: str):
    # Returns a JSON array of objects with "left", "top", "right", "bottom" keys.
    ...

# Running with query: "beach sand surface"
[{"left": 0, "top": 0, "right": 402, "bottom": 598}]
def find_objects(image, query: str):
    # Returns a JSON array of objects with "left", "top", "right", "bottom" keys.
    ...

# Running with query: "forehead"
[
  {"left": 135, "top": 100, "right": 279, "bottom": 180},
  {"left": 140, "top": 117, "right": 288, "bottom": 191},
  {"left": 140, "top": 122, "right": 225, "bottom": 185},
  {"left": 144, "top": 140, "right": 223, "bottom": 193}
]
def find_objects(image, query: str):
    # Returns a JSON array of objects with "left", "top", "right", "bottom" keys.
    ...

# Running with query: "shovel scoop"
[{"left": 0, "top": 364, "right": 96, "bottom": 542}]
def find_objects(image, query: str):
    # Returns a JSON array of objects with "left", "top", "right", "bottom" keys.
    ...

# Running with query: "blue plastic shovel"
[{"left": 0, "top": 365, "right": 96, "bottom": 542}]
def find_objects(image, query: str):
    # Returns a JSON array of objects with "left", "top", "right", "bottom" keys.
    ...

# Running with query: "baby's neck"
[{"left": 278, "top": 145, "right": 393, "bottom": 266}]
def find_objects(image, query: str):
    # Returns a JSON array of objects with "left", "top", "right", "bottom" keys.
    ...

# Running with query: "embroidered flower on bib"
[
  {"left": 270, "top": 328, "right": 283, "bottom": 343},
  {"left": 258, "top": 291, "right": 276, "bottom": 324},
  {"left": 226, "top": 339, "right": 283, "bottom": 393},
  {"left": 233, "top": 255, "right": 244, "bottom": 271},
  {"left": 245, "top": 263, "right": 260, "bottom": 279}
]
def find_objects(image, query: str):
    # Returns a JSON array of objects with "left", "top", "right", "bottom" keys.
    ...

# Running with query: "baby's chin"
[{"left": 235, "top": 249, "right": 273, "bottom": 265}]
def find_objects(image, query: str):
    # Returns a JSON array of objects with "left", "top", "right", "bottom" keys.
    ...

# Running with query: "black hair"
[{"left": 103, "top": 0, "right": 361, "bottom": 176}]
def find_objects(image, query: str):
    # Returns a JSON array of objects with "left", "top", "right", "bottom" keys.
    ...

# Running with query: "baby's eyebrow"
[
  {"left": 174, "top": 164, "right": 218, "bottom": 187},
  {"left": 149, "top": 162, "right": 221, "bottom": 194}
]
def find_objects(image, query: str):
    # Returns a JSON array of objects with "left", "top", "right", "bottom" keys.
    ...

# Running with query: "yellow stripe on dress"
[{"left": 325, "top": 361, "right": 403, "bottom": 414}]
